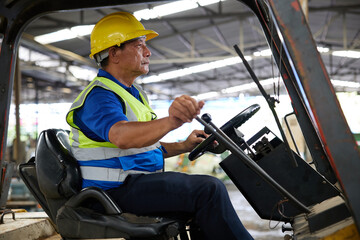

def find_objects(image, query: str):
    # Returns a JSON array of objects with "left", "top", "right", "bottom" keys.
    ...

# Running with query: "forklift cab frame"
[{"left": 1, "top": 0, "right": 360, "bottom": 238}]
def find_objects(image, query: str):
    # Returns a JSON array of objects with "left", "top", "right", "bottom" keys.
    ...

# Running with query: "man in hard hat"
[{"left": 66, "top": 12, "right": 253, "bottom": 240}]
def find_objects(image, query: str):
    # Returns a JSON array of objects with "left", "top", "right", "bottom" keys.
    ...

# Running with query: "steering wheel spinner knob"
[{"left": 201, "top": 113, "right": 212, "bottom": 123}]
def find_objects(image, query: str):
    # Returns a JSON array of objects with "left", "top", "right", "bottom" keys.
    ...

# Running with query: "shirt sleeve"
[{"left": 74, "top": 87, "right": 128, "bottom": 142}]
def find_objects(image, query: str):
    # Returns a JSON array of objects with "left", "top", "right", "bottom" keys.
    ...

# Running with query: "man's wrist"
[{"left": 178, "top": 140, "right": 190, "bottom": 153}]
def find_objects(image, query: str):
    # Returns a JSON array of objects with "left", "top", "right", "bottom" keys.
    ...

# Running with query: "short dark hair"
[{"left": 100, "top": 57, "right": 109, "bottom": 68}]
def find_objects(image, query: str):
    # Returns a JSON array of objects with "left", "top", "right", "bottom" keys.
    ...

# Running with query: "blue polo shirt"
[
  {"left": 73, "top": 69, "right": 164, "bottom": 190},
  {"left": 73, "top": 69, "right": 142, "bottom": 142}
]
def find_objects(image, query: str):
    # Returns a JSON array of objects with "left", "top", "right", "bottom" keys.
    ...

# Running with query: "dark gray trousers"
[{"left": 106, "top": 172, "right": 253, "bottom": 240}]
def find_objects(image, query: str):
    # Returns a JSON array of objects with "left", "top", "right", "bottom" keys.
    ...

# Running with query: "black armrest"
[{"left": 65, "top": 186, "right": 122, "bottom": 215}]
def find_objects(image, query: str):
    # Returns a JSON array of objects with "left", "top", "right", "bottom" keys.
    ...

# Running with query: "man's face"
[{"left": 117, "top": 38, "right": 151, "bottom": 77}]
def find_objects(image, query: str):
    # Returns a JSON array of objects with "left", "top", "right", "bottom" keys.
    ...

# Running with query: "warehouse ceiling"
[{"left": 16, "top": 0, "right": 360, "bottom": 104}]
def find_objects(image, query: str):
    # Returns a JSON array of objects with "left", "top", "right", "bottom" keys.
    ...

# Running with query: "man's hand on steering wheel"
[
  {"left": 182, "top": 130, "right": 209, "bottom": 153},
  {"left": 188, "top": 104, "right": 260, "bottom": 161}
]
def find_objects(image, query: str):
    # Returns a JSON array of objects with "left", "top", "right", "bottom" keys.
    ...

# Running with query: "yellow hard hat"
[{"left": 89, "top": 12, "right": 158, "bottom": 60}]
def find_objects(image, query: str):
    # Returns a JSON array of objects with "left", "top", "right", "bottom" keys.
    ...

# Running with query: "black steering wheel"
[{"left": 188, "top": 104, "right": 260, "bottom": 161}]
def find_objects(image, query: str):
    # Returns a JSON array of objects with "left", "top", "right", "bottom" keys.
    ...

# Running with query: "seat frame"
[{"left": 19, "top": 129, "right": 199, "bottom": 240}]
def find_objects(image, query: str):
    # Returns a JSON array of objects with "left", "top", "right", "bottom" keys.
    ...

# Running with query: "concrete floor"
[{"left": 226, "top": 183, "right": 285, "bottom": 240}]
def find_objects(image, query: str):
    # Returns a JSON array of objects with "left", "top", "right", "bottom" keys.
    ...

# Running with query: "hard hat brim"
[{"left": 89, "top": 30, "right": 158, "bottom": 59}]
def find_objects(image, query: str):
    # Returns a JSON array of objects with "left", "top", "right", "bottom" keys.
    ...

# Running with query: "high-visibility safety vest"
[{"left": 66, "top": 76, "right": 164, "bottom": 190}]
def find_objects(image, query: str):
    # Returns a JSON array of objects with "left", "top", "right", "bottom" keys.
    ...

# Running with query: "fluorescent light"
[
  {"left": 71, "top": 25, "right": 95, "bottom": 36},
  {"left": 19, "top": 46, "right": 51, "bottom": 62},
  {"left": 195, "top": 91, "right": 220, "bottom": 100},
  {"left": 34, "top": 0, "right": 225, "bottom": 44},
  {"left": 317, "top": 46, "right": 329, "bottom": 53},
  {"left": 19, "top": 45, "right": 97, "bottom": 81},
  {"left": 332, "top": 50, "right": 360, "bottom": 59},
  {"left": 254, "top": 48, "right": 271, "bottom": 57},
  {"left": 35, "top": 60, "right": 61, "bottom": 68},
  {"left": 194, "top": 78, "right": 360, "bottom": 101},
  {"left": 69, "top": 65, "right": 97, "bottom": 81},
  {"left": 56, "top": 66, "right": 66, "bottom": 73},
  {"left": 220, "top": 78, "right": 360, "bottom": 96},
  {"left": 140, "top": 56, "right": 244, "bottom": 84},
  {"left": 331, "top": 79, "right": 360, "bottom": 88},
  {"left": 19, "top": 46, "right": 31, "bottom": 61},
  {"left": 134, "top": 0, "right": 226, "bottom": 20},
  {"left": 153, "top": 0, "right": 198, "bottom": 17},
  {"left": 221, "top": 78, "right": 275, "bottom": 93},
  {"left": 133, "top": 9, "right": 158, "bottom": 21},
  {"left": 198, "top": 0, "right": 223, "bottom": 6},
  {"left": 34, "top": 25, "right": 94, "bottom": 44},
  {"left": 253, "top": 47, "right": 330, "bottom": 56},
  {"left": 192, "top": 78, "right": 278, "bottom": 100},
  {"left": 35, "top": 29, "right": 76, "bottom": 44}
]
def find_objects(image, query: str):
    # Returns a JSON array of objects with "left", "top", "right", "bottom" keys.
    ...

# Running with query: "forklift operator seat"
[{"left": 19, "top": 129, "right": 191, "bottom": 239}]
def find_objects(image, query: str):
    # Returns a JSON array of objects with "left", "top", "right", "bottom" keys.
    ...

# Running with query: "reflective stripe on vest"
[
  {"left": 66, "top": 76, "right": 163, "bottom": 186},
  {"left": 80, "top": 166, "right": 162, "bottom": 182},
  {"left": 70, "top": 128, "right": 161, "bottom": 161}
]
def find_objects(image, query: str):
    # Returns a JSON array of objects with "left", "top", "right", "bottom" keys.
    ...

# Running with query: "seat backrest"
[
  {"left": 21, "top": 129, "right": 188, "bottom": 240},
  {"left": 35, "top": 129, "right": 82, "bottom": 222}
]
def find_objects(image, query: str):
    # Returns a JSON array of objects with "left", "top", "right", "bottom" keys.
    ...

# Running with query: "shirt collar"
[
  {"left": 97, "top": 69, "right": 140, "bottom": 98},
  {"left": 97, "top": 69, "right": 130, "bottom": 90}
]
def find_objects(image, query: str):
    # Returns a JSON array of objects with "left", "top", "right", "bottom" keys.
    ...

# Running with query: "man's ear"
[{"left": 108, "top": 47, "right": 120, "bottom": 64}]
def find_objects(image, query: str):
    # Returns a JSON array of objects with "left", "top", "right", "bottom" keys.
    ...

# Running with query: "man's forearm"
[
  {"left": 108, "top": 95, "right": 205, "bottom": 151},
  {"left": 161, "top": 129, "right": 207, "bottom": 158},
  {"left": 160, "top": 141, "right": 188, "bottom": 158},
  {"left": 108, "top": 117, "right": 175, "bottom": 149}
]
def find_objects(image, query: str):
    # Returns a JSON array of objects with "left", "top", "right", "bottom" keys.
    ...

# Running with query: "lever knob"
[{"left": 201, "top": 113, "right": 212, "bottom": 123}]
